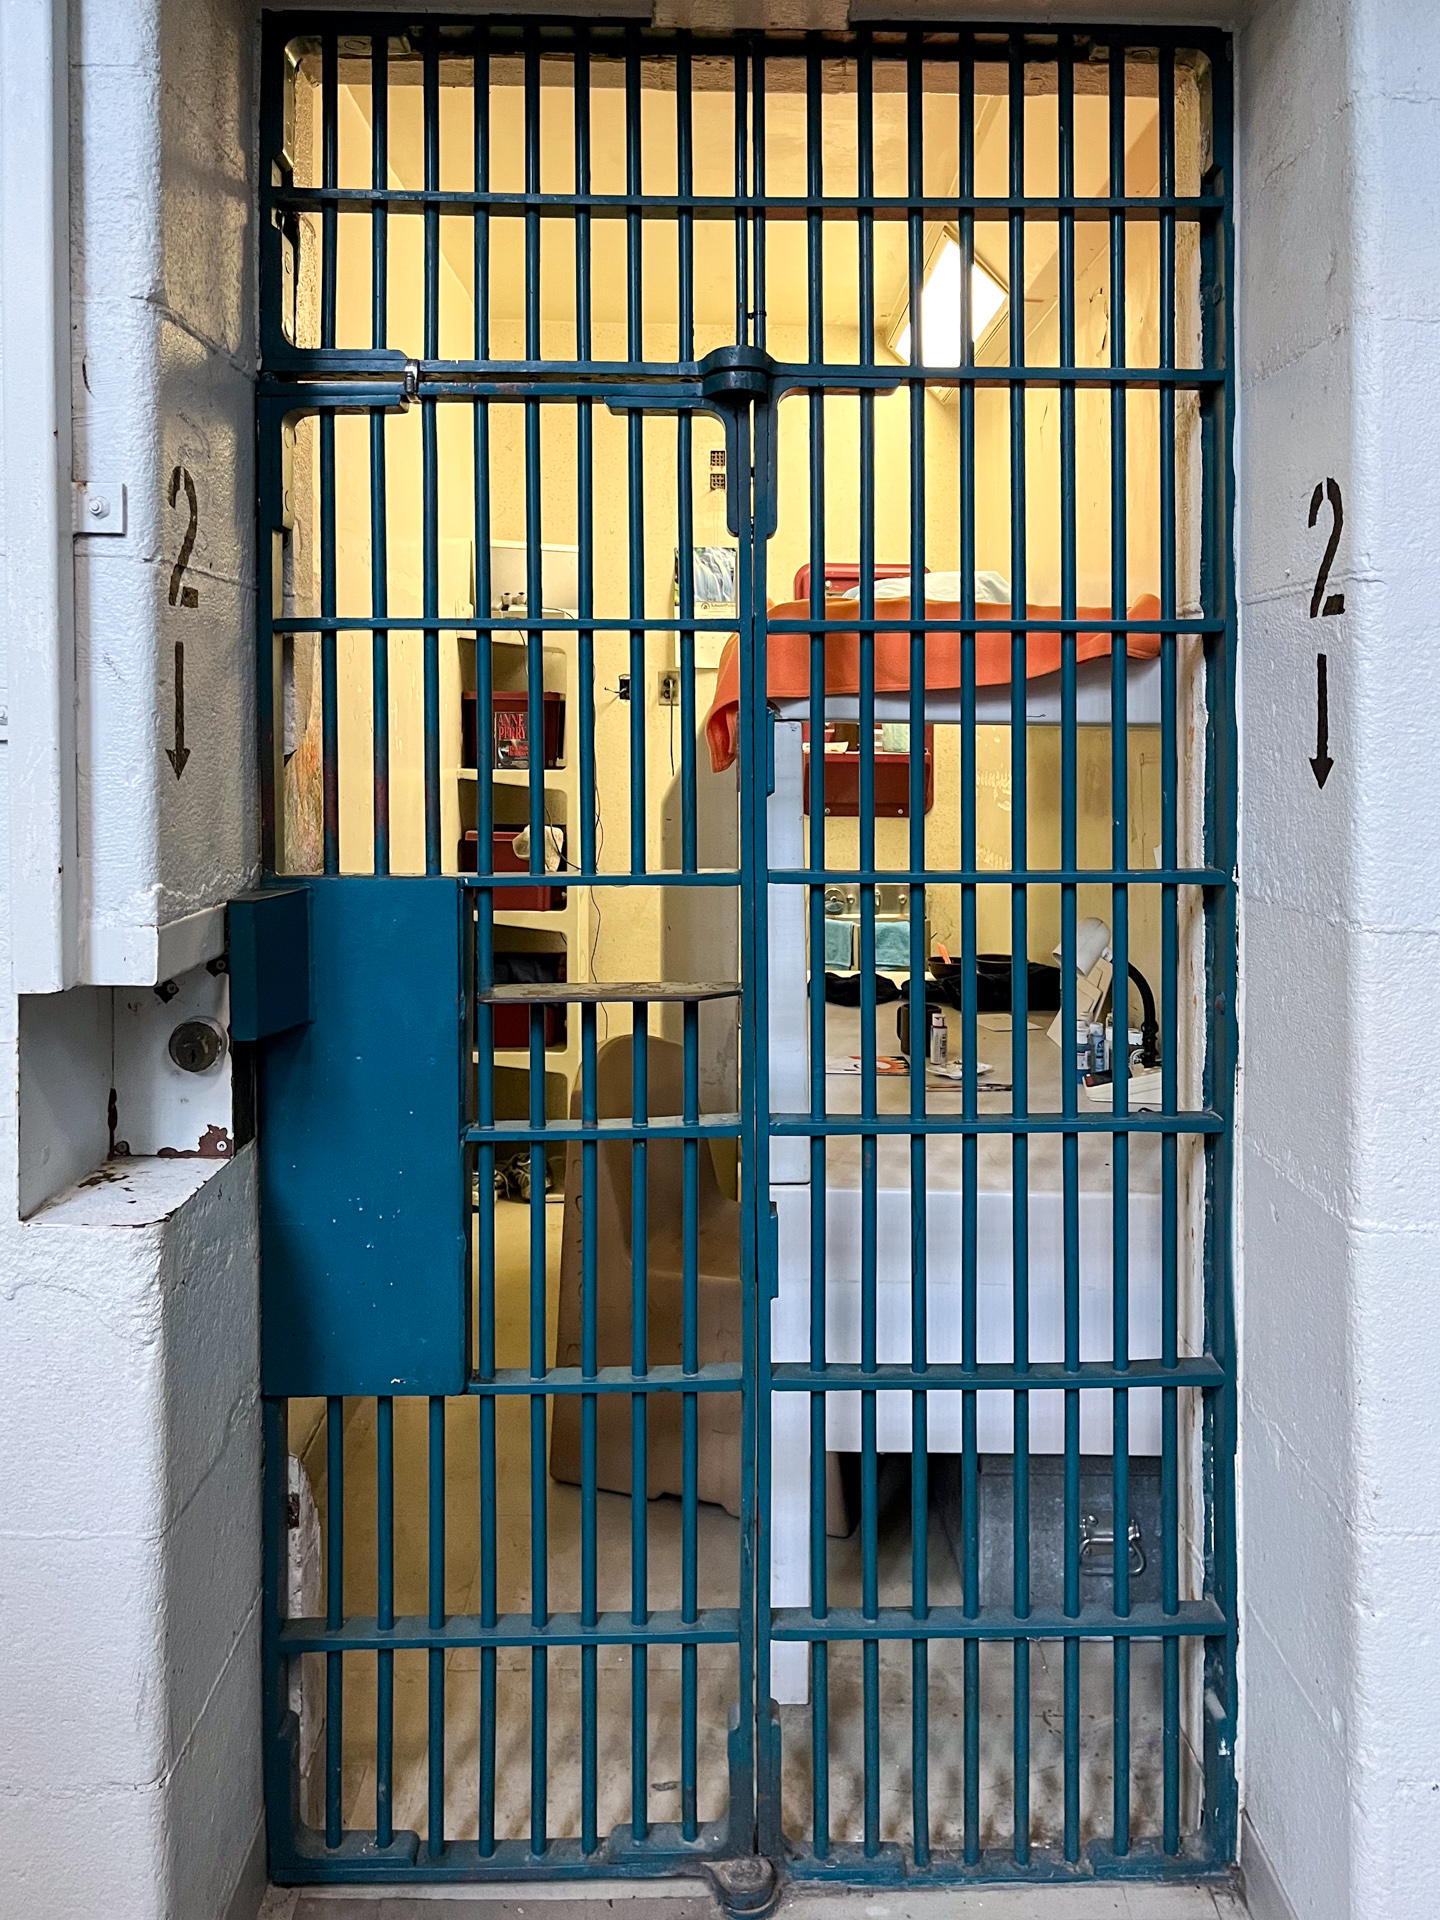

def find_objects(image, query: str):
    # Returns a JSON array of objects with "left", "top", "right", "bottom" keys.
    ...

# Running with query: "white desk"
[
  {"left": 762, "top": 719, "right": 1164, "bottom": 1702},
  {"left": 766, "top": 1006, "right": 1163, "bottom": 1703}
]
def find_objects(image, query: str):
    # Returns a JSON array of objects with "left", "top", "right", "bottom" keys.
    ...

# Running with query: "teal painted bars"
[{"left": 256, "top": 16, "right": 1236, "bottom": 1890}]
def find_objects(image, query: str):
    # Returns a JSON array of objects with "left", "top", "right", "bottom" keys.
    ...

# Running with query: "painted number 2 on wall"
[
  {"left": 1308, "top": 477, "right": 1344, "bottom": 789},
  {"left": 167, "top": 466, "right": 199, "bottom": 779}
]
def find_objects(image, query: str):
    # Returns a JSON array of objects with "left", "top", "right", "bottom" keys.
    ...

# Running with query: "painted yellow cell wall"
[{"left": 316, "top": 79, "right": 1168, "bottom": 990}]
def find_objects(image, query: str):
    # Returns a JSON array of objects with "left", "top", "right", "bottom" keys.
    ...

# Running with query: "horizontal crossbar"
[
  {"left": 770, "top": 1357, "right": 1224, "bottom": 1392},
  {"left": 466, "top": 1116, "right": 742, "bottom": 1144},
  {"left": 274, "top": 186, "right": 1222, "bottom": 222},
  {"left": 767, "top": 1110, "right": 1225, "bottom": 1136},
  {"left": 279, "top": 1607, "right": 741, "bottom": 1653},
  {"left": 266, "top": 611, "right": 1220, "bottom": 636},
  {"left": 468, "top": 1363, "right": 745, "bottom": 1396},
  {"left": 771, "top": 866, "right": 1229, "bottom": 887},
  {"left": 769, "top": 1599, "right": 1227, "bottom": 1641}
]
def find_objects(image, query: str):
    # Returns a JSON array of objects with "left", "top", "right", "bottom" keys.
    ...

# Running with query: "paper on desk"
[
  {"left": 825, "top": 1055, "right": 992, "bottom": 1079},
  {"left": 925, "top": 1058, "right": 992, "bottom": 1081},
  {"left": 1083, "top": 1068, "right": 1162, "bottom": 1106}
]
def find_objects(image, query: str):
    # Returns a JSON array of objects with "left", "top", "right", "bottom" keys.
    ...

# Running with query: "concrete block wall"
[
  {"left": 73, "top": 0, "right": 258, "bottom": 980},
  {"left": 1236, "top": 0, "right": 1440, "bottom": 1915},
  {"left": 0, "top": 1156, "right": 262, "bottom": 1920}
]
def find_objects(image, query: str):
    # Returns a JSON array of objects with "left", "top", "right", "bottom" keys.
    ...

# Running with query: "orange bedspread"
[{"left": 703, "top": 593, "right": 1161, "bottom": 772}]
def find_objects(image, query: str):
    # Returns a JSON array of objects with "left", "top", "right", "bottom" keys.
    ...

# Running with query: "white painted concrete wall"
[
  {"left": 1236, "top": 0, "right": 1440, "bottom": 1915},
  {"left": 0, "top": 1154, "right": 263, "bottom": 1920},
  {"left": 72, "top": 0, "right": 259, "bottom": 983},
  {"left": 0, "top": 2, "right": 263, "bottom": 1918}
]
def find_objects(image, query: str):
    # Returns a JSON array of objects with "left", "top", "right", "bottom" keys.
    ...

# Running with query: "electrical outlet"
[{"left": 657, "top": 670, "right": 681, "bottom": 707}]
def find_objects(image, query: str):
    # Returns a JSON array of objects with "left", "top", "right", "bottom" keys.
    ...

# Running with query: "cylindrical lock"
[{"left": 168, "top": 1017, "right": 229, "bottom": 1074}]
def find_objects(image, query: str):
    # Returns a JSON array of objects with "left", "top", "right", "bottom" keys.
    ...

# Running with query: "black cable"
[{"left": 1127, "top": 962, "right": 1160, "bottom": 1070}]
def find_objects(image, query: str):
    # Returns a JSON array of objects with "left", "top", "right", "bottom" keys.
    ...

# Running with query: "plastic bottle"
[{"left": 928, "top": 1008, "right": 948, "bottom": 1066}]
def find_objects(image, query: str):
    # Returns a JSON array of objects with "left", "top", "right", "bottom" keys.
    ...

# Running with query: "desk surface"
[{"left": 801, "top": 1008, "right": 1162, "bottom": 1198}]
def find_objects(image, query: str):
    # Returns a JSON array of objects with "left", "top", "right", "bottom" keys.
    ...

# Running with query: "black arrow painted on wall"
[
  {"left": 166, "top": 641, "right": 190, "bottom": 778},
  {"left": 1311, "top": 652, "right": 1332, "bottom": 788}
]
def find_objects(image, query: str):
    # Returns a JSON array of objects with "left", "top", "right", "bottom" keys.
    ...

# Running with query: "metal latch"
[{"left": 1079, "top": 1512, "right": 1146, "bottom": 1577}]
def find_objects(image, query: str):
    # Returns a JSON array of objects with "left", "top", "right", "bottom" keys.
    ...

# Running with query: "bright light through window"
[{"left": 891, "top": 240, "right": 1007, "bottom": 365}]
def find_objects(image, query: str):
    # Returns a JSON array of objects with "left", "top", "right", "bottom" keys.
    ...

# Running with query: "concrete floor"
[
  {"left": 260, "top": 1882, "right": 1246, "bottom": 1920},
  {"left": 293, "top": 1201, "right": 1188, "bottom": 1862}
]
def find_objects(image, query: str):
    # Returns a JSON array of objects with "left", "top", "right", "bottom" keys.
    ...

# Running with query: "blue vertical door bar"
[
  {"left": 1201, "top": 43, "right": 1241, "bottom": 1863},
  {"left": 1006, "top": 36, "right": 1032, "bottom": 1868},
  {"left": 529, "top": 988, "right": 549, "bottom": 1856},
  {"left": 421, "top": 24, "right": 441, "bottom": 875},
  {"left": 376, "top": 1395, "right": 395, "bottom": 1847},
  {"left": 1108, "top": 40, "right": 1133, "bottom": 1859},
  {"left": 749, "top": 55, "right": 782, "bottom": 1867},
  {"left": 733, "top": 383, "right": 762, "bottom": 1860},
  {"left": 523, "top": 36, "right": 549, "bottom": 1854},
  {"left": 1056, "top": 29, "right": 1083, "bottom": 1867},
  {"left": 574, "top": 31, "right": 600, "bottom": 1862},
  {"left": 904, "top": 28, "right": 931, "bottom": 1870},
  {"left": 955, "top": 37, "right": 983, "bottom": 1868},
  {"left": 855, "top": 31, "right": 882, "bottom": 1858},
  {"left": 370, "top": 32, "right": 390, "bottom": 876},
  {"left": 471, "top": 23, "right": 498, "bottom": 1864},
  {"left": 318, "top": 34, "right": 339, "bottom": 875},
  {"left": 427, "top": 8, "right": 451, "bottom": 1789},
  {"left": 626, "top": 30, "right": 646, "bottom": 879},
  {"left": 1157, "top": 41, "right": 1184, "bottom": 1859},
  {"left": 428, "top": 1393, "right": 446, "bottom": 1857},
  {"left": 325, "top": 1396, "right": 344, "bottom": 1846},
  {"left": 630, "top": 1000, "right": 650, "bottom": 1842},
  {"left": 803, "top": 35, "right": 830, "bottom": 1853},
  {"left": 579, "top": 1001, "right": 600, "bottom": 1857},
  {"left": 675, "top": 35, "right": 703, "bottom": 1853},
  {"left": 319, "top": 26, "right": 339, "bottom": 872}
]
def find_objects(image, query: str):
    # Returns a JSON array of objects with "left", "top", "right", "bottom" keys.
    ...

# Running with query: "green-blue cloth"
[
  {"left": 874, "top": 920, "right": 912, "bottom": 969},
  {"left": 824, "top": 919, "right": 855, "bottom": 969}
]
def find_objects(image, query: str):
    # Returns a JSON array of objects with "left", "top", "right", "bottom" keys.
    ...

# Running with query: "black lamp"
[{"left": 1053, "top": 916, "right": 1159, "bottom": 1070}]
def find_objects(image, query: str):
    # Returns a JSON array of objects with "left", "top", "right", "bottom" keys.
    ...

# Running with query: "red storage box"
[
  {"left": 489, "top": 950, "right": 567, "bottom": 1050},
  {"left": 462, "top": 690, "right": 565, "bottom": 771},
  {"left": 802, "top": 730, "right": 936, "bottom": 817},
  {"left": 791, "top": 560, "right": 917, "bottom": 602},
  {"left": 459, "top": 828, "right": 567, "bottom": 911}
]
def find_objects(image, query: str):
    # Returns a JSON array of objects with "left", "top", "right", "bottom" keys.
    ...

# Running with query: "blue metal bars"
[
  {"left": 256, "top": 17, "right": 1235, "bottom": 1892},
  {"left": 750, "top": 23, "right": 1234, "bottom": 1886}
]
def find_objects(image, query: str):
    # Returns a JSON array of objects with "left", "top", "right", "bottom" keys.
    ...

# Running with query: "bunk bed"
[{"left": 700, "top": 571, "right": 1170, "bottom": 1704}]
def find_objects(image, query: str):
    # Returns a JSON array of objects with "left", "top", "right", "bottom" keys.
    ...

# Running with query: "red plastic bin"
[
  {"left": 488, "top": 950, "right": 567, "bottom": 1050},
  {"left": 802, "top": 728, "right": 936, "bottom": 817},
  {"left": 459, "top": 828, "right": 567, "bottom": 911}
]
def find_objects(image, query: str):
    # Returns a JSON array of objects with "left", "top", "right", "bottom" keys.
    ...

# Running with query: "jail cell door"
[{"left": 252, "top": 16, "right": 1236, "bottom": 1896}]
